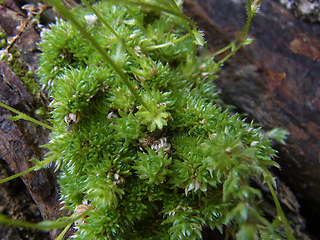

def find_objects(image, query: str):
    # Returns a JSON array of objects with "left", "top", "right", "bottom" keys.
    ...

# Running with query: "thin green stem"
[
  {"left": 81, "top": 0, "right": 120, "bottom": 39},
  {"left": 0, "top": 156, "right": 56, "bottom": 184},
  {"left": 266, "top": 180, "right": 296, "bottom": 240},
  {"left": 214, "top": 0, "right": 255, "bottom": 67},
  {"left": 0, "top": 166, "right": 37, "bottom": 184},
  {"left": 212, "top": 43, "right": 233, "bottom": 57},
  {"left": 0, "top": 214, "right": 72, "bottom": 230},
  {"left": 0, "top": 102, "right": 54, "bottom": 130},
  {"left": 46, "top": 0, "right": 152, "bottom": 112},
  {"left": 81, "top": 0, "right": 145, "bottom": 66},
  {"left": 143, "top": 33, "right": 190, "bottom": 51},
  {"left": 166, "top": 0, "right": 196, "bottom": 37},
  {"left": 0, "top": 205, "right": 94, "bottom": 230},
  {"left": 55, "top": 222, "right": 73, "bottom": 240}
]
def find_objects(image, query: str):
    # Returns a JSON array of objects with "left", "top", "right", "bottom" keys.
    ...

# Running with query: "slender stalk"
[
  {"left": 0, "top": 156, "right": 56, "bottom": 184},
  {"left": 0, "top": 166, "right": 37, "bottom": 184},
  {"left": 0, "top": 214, "right": 72, "bottom": 230},
  {"left": 212, "top": 43, "right": 233, "bottom": 58},
  {"left": 166, "top": 0, "right": 196, "bottom": 39},
  {"left": 214, "top": 0, "right": 256, "bottom": 67},
  {"left": 266, "top": 180, "right": 296, "bottom": 240},
  {"left": 0, "top": 205, "right": 94, "bottom": 230},
  {"left": 0, "top": 102, "right": 54, "bottom": 130},
  {"left": 46, "top": 0, "right": 152, "bottom": 112},
  {"left": 143, "top": 33, "right": 190, "bottom": 51},
  {"left": 81, "top": 0, "right": 144, "bottom": 65},
  {"left": 55, "top": 222, "right": 73, "bottom": 240},
  {"left": 81, "top": 0, "right": 120, "bottom": 39}
]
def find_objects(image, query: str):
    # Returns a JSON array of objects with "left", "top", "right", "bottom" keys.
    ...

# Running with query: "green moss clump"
[{"left": 39, "top": 1, "right": 284, "bottom": 239}]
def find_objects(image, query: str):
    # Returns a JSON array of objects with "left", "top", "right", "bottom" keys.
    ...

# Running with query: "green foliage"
[
  {"left": 135, "top": 90, "right": 172, "bottom": 131},
  {"left": 0, "top": 0, "right": 293, "bottom": 239},
  {"left": 135, "top": 148, "right": 172, "bottom": 184},
  {"left": 265, "top": 128, "right": 290, "bottom": 144}
]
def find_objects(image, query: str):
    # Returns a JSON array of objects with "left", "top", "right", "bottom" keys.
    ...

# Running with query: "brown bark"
[
  {"left": 184, "top": 0, "right": 320, "bottom": 238},
  {"left": 0, "top": 61, "right": 63, "bottom": 239},
  {"left": 0, "top": 1, "right": 65, "bottom": 239}
]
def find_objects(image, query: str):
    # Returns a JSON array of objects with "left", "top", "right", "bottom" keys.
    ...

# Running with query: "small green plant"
[{"left": 0, "top": 0, "right": 295, "bottom": 239}]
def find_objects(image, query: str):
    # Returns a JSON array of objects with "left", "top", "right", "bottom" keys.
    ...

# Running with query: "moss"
[
  {"left": 9, "top": 48, "right": 51, "bottom": 118},
  {"left": 0, "top": 28, "right": 49, "bottom": 119},
  {"left": 34, "top": 0, "right": 289, "bottom": 239},
  {"left": 0, "top": 28, "right": 39, "bottom": 95},
  {"left": 10, "top": 52, "right": 39, "bottom": 95}
]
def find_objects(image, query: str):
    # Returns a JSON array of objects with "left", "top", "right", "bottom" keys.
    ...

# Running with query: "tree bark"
[{"left": 0, "top": 1, "right": 65, "bottom": 239}]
